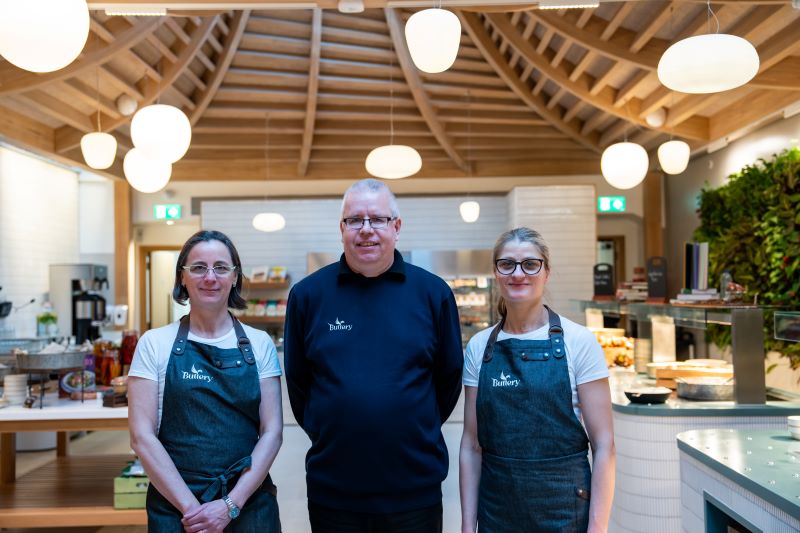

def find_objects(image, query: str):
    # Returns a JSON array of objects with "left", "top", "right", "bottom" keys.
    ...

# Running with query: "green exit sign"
[
  {"left": 598, "top": 196, "right": 626, "bottom": 213},
  {"left": 154, "top": 204, "right": 182, "bottom": 220}
]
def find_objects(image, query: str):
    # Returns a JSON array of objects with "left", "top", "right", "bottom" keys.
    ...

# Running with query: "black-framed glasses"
[
  {"left": 342, "top": 216, "right": 396, "bottom": 230},
  {"left": 495, "top": 258, "right": 545, "bottom": 276},
  {"left": 182, "top": 264, "right": 237, "bottom": 278}
]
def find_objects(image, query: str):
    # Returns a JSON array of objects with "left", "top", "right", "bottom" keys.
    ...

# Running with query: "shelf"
[
  {"left": 0, "top": 454, "right": 146, "bottom": 528},
  {"left": 239, "top": 316, "right": 285, "bottom": 325},
  {"left": 244, "top": 280, "right": 289, "bottom": 290}
]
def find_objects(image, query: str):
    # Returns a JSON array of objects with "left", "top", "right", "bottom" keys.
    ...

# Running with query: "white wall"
[
  {"left": 78, "top": 171, "right": 116, "bottom": 306},
  {"left": 665, "top": 114, "right": 800, "bottom": 295},
  {"left": 0, "top": 146, "right": 80, "bottom": 337},
  {"left": 597, "top": 215, "right": 645, "bottom": 281},
  {"left": 508, "top": 186, "right": 596, "bottom": 323}
]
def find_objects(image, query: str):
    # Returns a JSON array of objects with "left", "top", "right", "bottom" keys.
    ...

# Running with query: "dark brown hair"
[
  {"left": 493, "top": 227, "right": 551, "bottom": 318},
  {"left": 173, "top": 230, "right": 247, "bottom": 310}
]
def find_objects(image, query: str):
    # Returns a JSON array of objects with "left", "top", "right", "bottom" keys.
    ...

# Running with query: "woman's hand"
[{"left": 181, "top": 499, "right": 231, "bottom": 533}]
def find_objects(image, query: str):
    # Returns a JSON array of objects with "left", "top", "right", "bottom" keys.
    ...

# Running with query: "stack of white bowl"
[
  {"left": 2, "top": 374, "right": 28, "bottom": 406},
  {"left": 788, "top": 416, "right": 800, "bottom": 440}
]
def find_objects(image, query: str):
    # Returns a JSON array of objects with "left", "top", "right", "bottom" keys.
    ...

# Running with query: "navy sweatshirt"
[{"left": 284, "top": 251, "right": 463, "bottom": 513}]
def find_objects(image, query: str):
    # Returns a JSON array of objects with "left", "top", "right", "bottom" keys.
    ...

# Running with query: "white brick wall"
[{"left": 0, "top": 146, "right": 80, "bottom": 337}]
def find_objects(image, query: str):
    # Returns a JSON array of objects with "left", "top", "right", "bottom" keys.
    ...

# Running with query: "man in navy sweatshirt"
[{"left": 284, "top": 178, "right": 463, "bottom": 533}]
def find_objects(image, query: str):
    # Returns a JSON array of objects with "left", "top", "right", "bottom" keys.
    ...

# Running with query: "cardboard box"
[{"left": 113, "top": 475, "right": 149, "bottom": 509}]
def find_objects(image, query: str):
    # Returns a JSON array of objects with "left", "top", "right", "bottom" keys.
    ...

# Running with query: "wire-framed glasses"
[
  {"left": 182, "top": 264, "right": 237, "bottom": 278},
  {"left": 495, "top": 258, "right": 545, "bottom": 276},
  {"left": 342, "top": 216, "right": 396, "bottom": 230}
]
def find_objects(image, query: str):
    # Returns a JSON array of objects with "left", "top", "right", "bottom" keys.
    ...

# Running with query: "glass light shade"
[
  {"left": 365, "top": 145, "right": 422, "bottom": 179},
  {"left": 80, "top": 132, "right": 117, "bottom": 170},
  {"left": 600, "top": 142, "right": 649, "bottom": 190},
  {"left": 459, "top": 201, "right": 480, "bottom": 223},
  {"left": 123, "top": 148, "right": 171, "bottom": 193},
  {"left": 658, "top": 34, "right": 759, "bottom": 94},
  {"left": 0, "top": 0, "right": 89, "bottom": 73},
  {"left": 405, "top": 8, "right": 461, "bottom": 74},
  {"left": 130, "top": 104, "right": 192, "bottom": 163},
  {"left": 116, "top": 94, "right": 138, "bottom": 116},
  {"left": 657, "top": 140, "right": 691, "bottom": 175},
  {"left": 252, "top": 213, "right": 286, "bottom": 232}
]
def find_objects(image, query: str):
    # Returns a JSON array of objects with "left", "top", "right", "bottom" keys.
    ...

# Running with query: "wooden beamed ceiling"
[{"left": 0, "top": 1, "right": 798, "bottom": 182}]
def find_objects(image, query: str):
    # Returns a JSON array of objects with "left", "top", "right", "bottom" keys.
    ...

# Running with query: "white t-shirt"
[
  {"left": 128, "top": 320, "right": 282, "bottom": 429},
  {"left": 463, "top": 314, "right": 608, "bottom": 420}
]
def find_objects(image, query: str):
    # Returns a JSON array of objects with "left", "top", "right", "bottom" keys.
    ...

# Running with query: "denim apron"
[
  {"left": 476, "top": 307, "right": 591, "bottom": 533},
  {"left": 146, "top": 314, "right": 281, "bottom": 532}
]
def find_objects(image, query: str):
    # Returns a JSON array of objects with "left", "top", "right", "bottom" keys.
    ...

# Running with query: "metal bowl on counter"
[
  {"left": 675, "top": 376, "right": 734, "bottom": 401},
  {"left": 16, "top": 351, "right": 86, "bottom": 371}
]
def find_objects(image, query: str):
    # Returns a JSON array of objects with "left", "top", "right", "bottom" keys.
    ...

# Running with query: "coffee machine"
[{"left": 49, "top": 264, "right": 110, "bottom": 343}]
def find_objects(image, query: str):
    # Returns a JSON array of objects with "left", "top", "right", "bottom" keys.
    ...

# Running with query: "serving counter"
[
  {"left": 608, "top": 373, "right": 800, "bottom": 533},
  {"left": 0, "top": 397, "right": 144, "bottom": 528}
]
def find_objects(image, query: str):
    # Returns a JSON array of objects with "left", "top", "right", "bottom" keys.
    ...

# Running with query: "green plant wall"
[{"left": 694, "top": 147, "right": 800, "bottom": 369}]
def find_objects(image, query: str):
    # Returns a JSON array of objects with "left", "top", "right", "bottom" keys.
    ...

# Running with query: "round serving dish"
[
  {"left": 16, "top": 351, "right": 86, "bottom": 371},
  {"left": 676, "top": 376, "right": 733, "bottom": 401},
  {"left": 624, "top": 387, "right": 672, "bottom": 404}
]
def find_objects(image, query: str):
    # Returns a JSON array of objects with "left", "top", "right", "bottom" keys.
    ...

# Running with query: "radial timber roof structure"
[{"left": 0, "top": 1, "right": 798, "bottom": 182}]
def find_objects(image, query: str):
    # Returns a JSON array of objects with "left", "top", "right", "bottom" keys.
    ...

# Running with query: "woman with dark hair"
[
  {"left": 129, "top": 230, "right": 283, "bottom": 533},
  {"left": 459, "top": 227, "right": 615, "bottom": 533}
]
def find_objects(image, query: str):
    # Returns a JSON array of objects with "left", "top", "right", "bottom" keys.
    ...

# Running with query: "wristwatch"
[{"left": 223, "top": 495, "right": 240, "bottom": 519}]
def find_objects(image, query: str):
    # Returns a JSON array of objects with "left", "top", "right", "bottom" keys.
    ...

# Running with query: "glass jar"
[{"left": 120, "top": 330, "right": 138, "bottom": 367}]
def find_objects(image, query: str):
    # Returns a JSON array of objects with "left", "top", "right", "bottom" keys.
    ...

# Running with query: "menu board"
[
  {"left": 647, "top": 256, "right": 668, "bottom": 301},
  {"left": 593, "top": 263, "right": 615, "bottom": 298}
]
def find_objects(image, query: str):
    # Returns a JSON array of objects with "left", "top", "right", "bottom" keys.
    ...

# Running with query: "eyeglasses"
[
  {"left": 495, "top": 258, "right": 545, "bottom": 276},
  {"left": 342, "top": 216, "right": 396, "bottom": 230},
  {"left": 182, "top": 264, "right": 237, "bottom": 277}
]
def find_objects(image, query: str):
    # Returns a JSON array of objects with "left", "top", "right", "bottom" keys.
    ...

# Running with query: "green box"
[{"left": 114, "top": 492, "right": 148, "bottom": 509}]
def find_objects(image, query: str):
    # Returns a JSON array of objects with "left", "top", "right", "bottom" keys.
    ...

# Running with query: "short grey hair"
[{"left": 340, "top": 178, "right": 400, "bottom": 218}]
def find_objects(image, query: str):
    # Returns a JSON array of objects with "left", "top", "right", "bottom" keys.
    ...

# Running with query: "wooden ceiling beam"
[
  {"left": 462, "top": 11, "right": 599, "bottom": 152},
  {"left": 630, "top": 1, "right": 672, "bottom": 53},
  {"left": 709, "top": 91, "right": 800, "bottom": 140},
  {"left": 61, "top": 79, "right": 122, "bottom": 120},
  {"left": 55, "top": 16, "right": 218, "bottom": 154},
  {"left": 385, "top": 8, "right": 469, "bottom": 173},
  {"left": 563, "top": 101, "right": 586, "bottom": 123},
  {"left": 509, "top": 15, "right": 536, "bottom": 69},
  {"left": 749, "top": 57, "right": 800, "bottom": 90},
  {"left": 91, "top": 18, "right": 161, "bottom": 82},
  {"left": 191, "top": 10, "right": 251, "bottom": 125},
  {"left": 598, "top": 118, "right": 635, "bottom": 147},
  {"left": 298, "top": 8, "right": 323, "bottom": 177},
  {"left": 19, "top": 91, "right": 95, "bottom": 133},
  {"left": 485, "top": 13, "right": 707, "bottom": 140},
  {"left": 0, "top": 18, "right": 160, "bottom": 96}
]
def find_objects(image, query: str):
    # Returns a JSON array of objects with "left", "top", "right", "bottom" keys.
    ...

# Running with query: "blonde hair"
[{"left": 493, "top": 227, "right": 551, "bottom": 318}]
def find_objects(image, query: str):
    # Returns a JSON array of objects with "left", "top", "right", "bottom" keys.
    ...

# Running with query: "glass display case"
[{"left": 445, "top": 276, "right": 496, "bottom": 348}]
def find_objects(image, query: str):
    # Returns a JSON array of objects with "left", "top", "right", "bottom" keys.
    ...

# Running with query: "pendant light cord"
[
  {"left": 706, "top": 0, "right": 720, "bottom": 35},
  {"left": 389, "top": 36, "right": 394, "bottom": 145}
]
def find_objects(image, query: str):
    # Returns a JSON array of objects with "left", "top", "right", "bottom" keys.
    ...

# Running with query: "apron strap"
[
  {"left": 198, "top": 455, "right": 253, "bottom": 503},
  {"left": 170, "top": 314, "right": 255, "bottom": 365},
  {"left": 545, "top": 306, "right": 566, "bottom": 359},
  {"left": 231, "top": 314, "right": 256, "bottom": 365},
  {"left": 482, "top": 317, "right": 505, "bottom": 363},
  {"left": 171, "top": 315, "right": 190, "bottom": 356}
]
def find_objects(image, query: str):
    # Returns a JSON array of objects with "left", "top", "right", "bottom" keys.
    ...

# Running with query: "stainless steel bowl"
[
  {"left": 676, "top": 377, "right": 734, "bottom": 401},
  {"left": 16, "top": 351, "right": 86, "bottom": 371}
]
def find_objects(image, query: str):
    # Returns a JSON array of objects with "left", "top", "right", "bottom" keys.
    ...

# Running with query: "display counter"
[
  {"left": 677, "top": 429, "right": 800, "bottom": 532},
  {"left": 0, "top": 396, "right": 143, "bottom": 528},
  {"left": 608, "top": 373, "right": 800, "bottom": 533}
]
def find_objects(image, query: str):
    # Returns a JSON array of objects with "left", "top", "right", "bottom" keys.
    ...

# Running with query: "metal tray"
[
  {"left": 16, "top": 351, "right": 86, "bottom": 371},
  {"left": 0, "top": 338, "right": 48, "bottom": 356}
]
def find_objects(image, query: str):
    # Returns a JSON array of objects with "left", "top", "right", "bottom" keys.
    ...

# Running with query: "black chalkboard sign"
[
  {"left": 593, "top": 263, "right": 615, "bottom": 298},
  {"left": 647, "top": 256, "right": 668, "bottom": 301}
]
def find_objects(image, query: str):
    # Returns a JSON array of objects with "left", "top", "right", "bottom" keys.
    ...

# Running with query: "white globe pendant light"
[
  {"left": 80, "top": 132, "right": 117, "bottom": 170},
  {"left": 0, "top": 0, "right": 90, "bottom": 73},
  {"left": 601, "top": 142, "right": 649, "bottom": 190},
  {"left": 658, "top": 34, "right": 759, "bottom": 94},
  {"left": 131, "top": 104, "right": 192, "bottom": 163},
  {"left": 459, "top": 201, "right": 480, "bottom": 223},
  {"left": 405, "top": 8, "right": 461, "bottom": 74},
  {"left": 252, "top": 213, "right": 286, "bottom": 233},
  {"left": 657, "top": 140, "right": 691, "bottom": 175},
  {"left": 365, "top": 145, "right": 422, "bottom": 179},
  {"left": 123, "top": 148, "right": 171, "bottom": 193}
]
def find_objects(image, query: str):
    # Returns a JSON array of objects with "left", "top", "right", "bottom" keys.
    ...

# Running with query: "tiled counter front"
[
  {"left": 611, "top": 410, "right": 794, "bottom": 533},
  {"left": 678, "top": 429, "right": 800, "bottom": 533}
]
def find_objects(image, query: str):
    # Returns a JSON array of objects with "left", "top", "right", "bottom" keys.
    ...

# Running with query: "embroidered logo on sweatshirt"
[
  {"left": 492, "top": 371, "right": 520, "bottom": 388},
  {"left": 182, "top": 363, "right": 213, "bottom": 383},
  {"left": 328, "top": 317, "right": 353, "bottom": 331}
]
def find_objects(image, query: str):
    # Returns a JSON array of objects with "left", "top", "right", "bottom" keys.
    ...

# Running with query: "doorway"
[
  {"left": 138, "top": 246, "right": 184, "bottom": 333},
  {"left": 597, "top": 235, "right": 626, "bottom": 288}
]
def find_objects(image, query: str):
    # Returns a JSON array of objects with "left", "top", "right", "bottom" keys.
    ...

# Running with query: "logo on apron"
[
  {"left": 492, "top": 371, "right": 520, "bottom": 388},
  {"left": 182, "top": 364, "right": 213, "bottom": 383}
]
